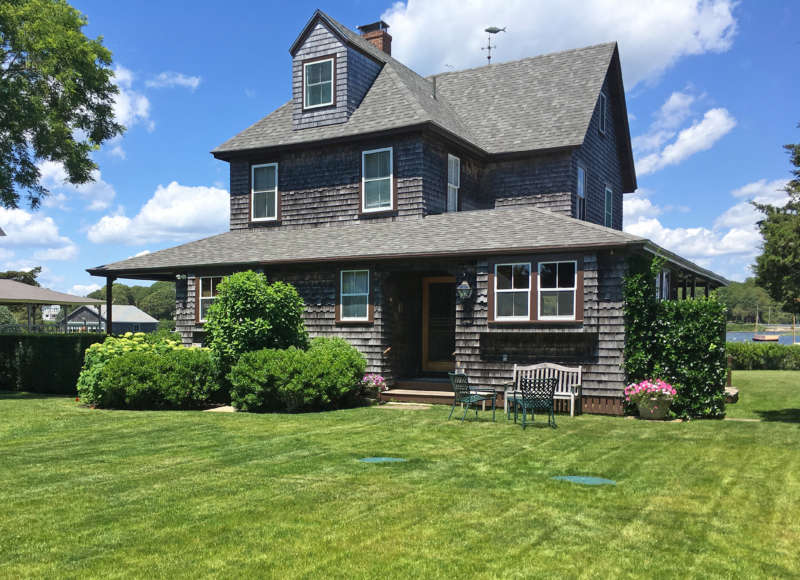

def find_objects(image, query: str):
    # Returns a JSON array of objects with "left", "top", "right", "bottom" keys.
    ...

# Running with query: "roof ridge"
[{"left": 427, "top": 42, "right": 617, "bottom": 79}]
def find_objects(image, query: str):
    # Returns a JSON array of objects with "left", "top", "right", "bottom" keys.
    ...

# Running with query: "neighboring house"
[
  {"left": 88, "top": 10, "right": 726, "bottom": 414},
  {"left": 41, "top": 305, "right": 61, "bottom": 322},
  {"left": 67, "top": 305, "right": 159, "bottom": 334}
]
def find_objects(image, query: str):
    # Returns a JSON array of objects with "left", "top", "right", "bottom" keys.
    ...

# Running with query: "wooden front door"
[{"left": 421, "top": 276, "right": 456, "bottom": 373}]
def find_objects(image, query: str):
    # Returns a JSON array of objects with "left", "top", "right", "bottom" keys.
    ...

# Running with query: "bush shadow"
[{"left": 755, "top": 409, "right": 800, "bottom": 423}]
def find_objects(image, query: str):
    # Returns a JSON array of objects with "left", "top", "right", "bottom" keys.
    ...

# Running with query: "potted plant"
[
  {"left": 624, "top": 379, "right": 676, "bottom": 420},
  {"left": 361, "top": 373, "right": 387, "bottom": 403}
]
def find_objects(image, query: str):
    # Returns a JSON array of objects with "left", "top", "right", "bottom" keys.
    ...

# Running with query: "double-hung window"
[
  {"left": 252, "top": 163, "right": 278, "bottom": 221},
  {"left": 304, "top": 58, "right": 333, "bottom": 109},
  {"left": 599, "top": 92, "right": 607, "bottom": 134},
  {"left": 447, "top": 154, "right": 460, "bottom": 212},
  {"left": 538, "top": 262, "right": 577, "bottom": 320},
  {"left": 494, "top": 263, "right": 531, "bottom": 320},
  {"left": 362, "top": 147, "right": 393, "bottom": 212},
  {"left": 340, "top": 270, "right": 369, "bottom": 321},
  {"left": 199, "top": 276, "right": 223, "bottom": 322},
  {"left": 576, "top": 165, "right": 586, "bottom": 220},
  {"left": 604, "top": 186, "right": 613, "bottom": 227}
]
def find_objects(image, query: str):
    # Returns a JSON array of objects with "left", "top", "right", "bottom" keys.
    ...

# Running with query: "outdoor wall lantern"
[{"left": 456, "top": 279, "right": 473, "bottom": 302}]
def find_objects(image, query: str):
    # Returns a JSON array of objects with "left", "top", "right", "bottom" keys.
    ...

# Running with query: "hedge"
[
  {"left": 726, "top": 342, "right": 800, "bottom": 370},
  {"left": 624, "top": 256, "right": 727, "bottom": 418},
  {"left": 0, "top": 334, "right": 105, "bottom": 394}
]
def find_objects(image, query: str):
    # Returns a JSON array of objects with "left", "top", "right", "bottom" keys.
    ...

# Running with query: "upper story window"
[
  {"left": 304, "top": 57, "right": 334, "bottom": 109},
  {"left": 598, "top": 92, "right": 607, "bottom": 134},
  {"left": 576, "top": 165, "right": 586, "bottom": 220},
  {"left": 447, "top": 154, "right": 460, "bottom": 212},
  {"left": 340, "top": 269, "right": 370, "bottom": 321},
  {"left": 252, "top": 163, "right": 278, "bottom": 221},
  {"left": 495, "top": 263, "right": 531, "bottom": 320},
  {"left": 604, "top": 186, "right": 613, "bottom": 227},
  {"left": 362, "top": 147, "right": 393, "bottom": 212},
  {"left": 198, "top": 276, "right": 223, "bottom": 322},
  {"left": 538, "top": 261, "right": 577, "bottom": 320}
]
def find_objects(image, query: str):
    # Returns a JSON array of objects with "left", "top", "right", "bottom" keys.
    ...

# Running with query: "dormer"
[{"left": 289, "top": 12, "right": 388, "bottom": 131}]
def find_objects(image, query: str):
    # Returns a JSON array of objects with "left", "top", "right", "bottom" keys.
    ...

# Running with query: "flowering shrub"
[
  {"left": 624, "top": 379, "right": 676, "bottom": 405},
  {"left": 361, "top": 373, "right": 387, "bottom": 396},
  {"left": 76, "top": 332, "right": 193, "bottom": 406}
]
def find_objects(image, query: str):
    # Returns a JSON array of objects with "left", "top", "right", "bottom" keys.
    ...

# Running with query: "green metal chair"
[
  {"left": 508, "top": 377, "right": 558, "bottom": 429},
  {"left": 447, "top": 372, "right": 496, "bottom": 422}
]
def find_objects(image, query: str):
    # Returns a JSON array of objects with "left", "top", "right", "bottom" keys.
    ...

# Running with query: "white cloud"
[
  {"left": 624, "top": 177, "right": 790, "bottom": 281},
  {"left": 70, "top": 283, "right": 102, "bottom": 296},
  {"left": 112, "top": 65, "right": 153, "bottom": 131},
  {"left": 87, "top": 182, "right": 229, "bottom": 245},
  {"left": 623, "top": 194, "right": 662, "bottom": 223},
  {"left": 0, "top": 207, "right": 79, "bottom": 262},
  {"left": 382, "top": 0, "right": 737, "bottom": 87},
  {"left": 636, "top": 108, "right": 736, "bottom": 176},
  {"left": 109, "top": 143, "right": 127, "bottom": 159},
  {"left": 38, "top": 161, "right": 116, "bottom": 211},
  {"left": 632, "top": 91, "right": 696, "bottom": 154},
  {"left": 128, "top": 250, "right": 151, "bottom": 259},
  {"left": 33, "top": 244, "right": 79, "bottom": 261},
  {"left": 146, "top": 72, "right": 201, "bottom": 90}
]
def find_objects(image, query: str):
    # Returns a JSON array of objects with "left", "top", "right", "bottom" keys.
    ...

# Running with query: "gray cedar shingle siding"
[
  {"left": 485, "top": 151, "right": 574, "bottom": 216},
  {"left": 572, "top": 75, "right": 624, "bottom": 229},
  {"left": 347, "top": 46, "right": 382, "bottom": 114},
  {"left": 229, "top": 135, "right": 426, "bottom": 231},
  {"left": 292, "top": 22, "right": 349, "bottom": 130}
]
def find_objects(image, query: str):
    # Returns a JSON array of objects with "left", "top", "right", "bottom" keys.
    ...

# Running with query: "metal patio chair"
[
  {"left": 508, "top": 377, "right": 558, "bottom": 429},
  {"left": 447, "top": 372, "right": 496, "bottom": 422}
]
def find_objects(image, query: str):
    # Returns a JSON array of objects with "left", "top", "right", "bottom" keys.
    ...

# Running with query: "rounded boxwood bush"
[
  {"left": 90, "top": 347, "right": 218, "bottom": 410},
  {"left": 229, "top": 337, "right": 366, "bottom": 413}
]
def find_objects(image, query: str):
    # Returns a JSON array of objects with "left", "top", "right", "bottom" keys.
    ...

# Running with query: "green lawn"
[
  {"left": 1, "top": 371, "right": 799, "bottom": 578},
  {"left": 726, "top": 370, "right": 800, "bottom": 422}
]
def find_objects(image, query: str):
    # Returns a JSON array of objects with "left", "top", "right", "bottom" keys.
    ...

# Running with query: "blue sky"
[{"left": 0, "top": 1, "right": 797, "bottom": 294}]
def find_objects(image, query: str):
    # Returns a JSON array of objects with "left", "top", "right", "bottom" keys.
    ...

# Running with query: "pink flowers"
[
  {"left": 624, "top": 379, "right": 676, "bottom": 403},
  {"left": 362, "top": 373, "right": 388, "bottom": 392}
]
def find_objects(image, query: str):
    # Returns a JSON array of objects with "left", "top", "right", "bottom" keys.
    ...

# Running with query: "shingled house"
[{"left": 88, "top": 10, "right": 726, "bottom": 414}]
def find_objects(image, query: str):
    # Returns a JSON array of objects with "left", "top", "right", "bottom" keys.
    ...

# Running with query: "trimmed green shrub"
[
  {"left": 204, "top": 271, "right": 308, "bottom": 381},
  {"left": 624, "top": 256, "right": 727, "bottom": 418},
  {"left": 229, "top": 337, "right": 366, "bottom": 413},
  {"left": 94, "top": 348, "right": 218, "bottom": 410},
  {"left": 0, "top": 333, "right": 104, "bottom": 394},
  {"left": 727, "top": 342, "right": 800, "bottom": 370},
  {"left": 77, "top": 332, "right": 184, "bottom": 405}
]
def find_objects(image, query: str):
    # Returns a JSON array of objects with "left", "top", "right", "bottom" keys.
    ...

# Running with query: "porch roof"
[{"left": 86, "top": 205, "right": 727, "bottom": 286}]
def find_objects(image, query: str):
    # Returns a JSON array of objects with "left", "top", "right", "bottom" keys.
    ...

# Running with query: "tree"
[
  {"left": 204, "top": 271, "right": 308, "bottom": 378},
  {"left": 0, "top": 266, "right": 41, "bottom": 286},
  {"left": 138, "top": 284, "right": 174, "bottom": 320},
  {"left": 0, "top": 0, "right": 124, "bottom": 208},
  {"left": 753, "top": 129, "right": 800, "bottom": 318}
]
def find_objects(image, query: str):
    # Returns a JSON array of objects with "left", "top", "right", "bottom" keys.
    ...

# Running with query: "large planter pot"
[{"left": 636, "top": 397, "right": 672, "bottom": 420}]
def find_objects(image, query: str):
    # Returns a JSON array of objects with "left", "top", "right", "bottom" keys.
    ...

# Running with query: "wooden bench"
[{"left": 504, "top": 363, "right": 583, "bottom": 417}]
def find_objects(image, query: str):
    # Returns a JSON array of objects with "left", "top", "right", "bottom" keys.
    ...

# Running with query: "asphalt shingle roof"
[
  {"left": 89, "top": 206, "right": 645, "bottom": 276},
  {"left": 212, "top": 11, "right": 615, "bottom": 157}
]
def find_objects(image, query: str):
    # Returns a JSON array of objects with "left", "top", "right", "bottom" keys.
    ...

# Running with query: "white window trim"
[
  {"left": 599, "top": 92, "right": 607, "bottom": 134},
  {"left": 447, "top": 154, "right": 460, "bottom": 212},
  {"left": 340, "top": 269, "right": 370, "bottom": 321},
  {"left": 537, "top": 260, "right": 578, "bottom": 321},
  {"left": 494, "top": 262, "right": 531, "bottom": 321},
  {"left": 198, "top": 276, "right": 223, "bottom": 323},
  {"left": 303, "top": 57, "right": 334, "bottom": 110},
  {"left": 361, "top": 147, "right": 394, "bottom": 213},
  {"left": 576, "top": 164, "right": 586, "bottom": 221},
  {"left": 604, "top": 185, "right": 613, "bottom": 227},
  {"left": 251, "top": 163, "right": 278, "bottom": 222}
]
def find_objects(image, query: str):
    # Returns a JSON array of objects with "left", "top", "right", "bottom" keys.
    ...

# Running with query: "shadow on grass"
[
  {"left": 755, "top": 409, "right": 800, "bottom": 423},
  {"left": 0, "top": 390, "right": 74, "bottom": 400}
]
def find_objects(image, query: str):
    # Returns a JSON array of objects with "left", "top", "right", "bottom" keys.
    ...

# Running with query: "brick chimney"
[{"left": 357, "top": 20, "right": 392, "bottom": 55}]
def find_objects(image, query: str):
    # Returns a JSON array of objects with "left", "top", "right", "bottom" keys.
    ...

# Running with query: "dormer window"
[{"left": 304, "top": 57, "right": 334, "bottom": 109}]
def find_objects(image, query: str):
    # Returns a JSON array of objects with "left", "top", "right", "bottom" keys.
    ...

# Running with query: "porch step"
[
  {"left": 382, "top": 389, "right": 455, "bottom": 405},
  {"left": 393, "top": 378, "right": 451, "bottom": 392}
]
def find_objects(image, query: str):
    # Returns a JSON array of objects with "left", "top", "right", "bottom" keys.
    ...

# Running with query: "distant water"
[{"left": 727, "top": 332, "right": 798, "bottom": 346}]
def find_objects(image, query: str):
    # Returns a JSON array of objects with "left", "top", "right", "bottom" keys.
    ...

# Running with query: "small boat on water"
[{"left": 753, "top": 334, "right": 780, "bottom": 342}]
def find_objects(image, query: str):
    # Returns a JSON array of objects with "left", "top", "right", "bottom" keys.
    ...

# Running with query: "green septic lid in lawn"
[
  {"left": 359, "top": 457, "right": 406, "bottom": 463},
  {"left": 552, "top": 475, "right": 616, "bottom": 486}
]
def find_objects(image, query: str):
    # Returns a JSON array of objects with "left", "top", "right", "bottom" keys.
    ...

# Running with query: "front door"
[{"left": 421, "top": 276, "right": 456, "bottom": 373}]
